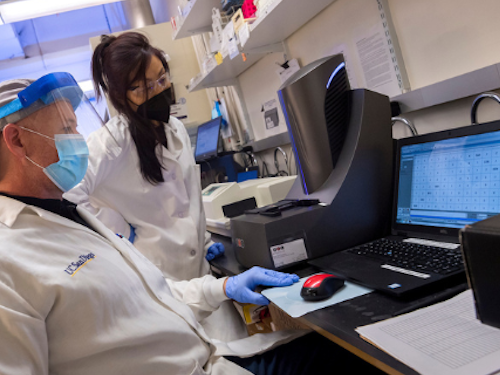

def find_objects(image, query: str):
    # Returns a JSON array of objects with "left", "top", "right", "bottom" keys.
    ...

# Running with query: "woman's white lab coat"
[
  {"left": 65, "top": 115, "right": 211, "bottom": 281},
  {"left": 0, "top": 196, "right": 306, "bottom": 375}
]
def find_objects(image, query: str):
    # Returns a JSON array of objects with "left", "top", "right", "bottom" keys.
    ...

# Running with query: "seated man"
[{"left": 0, "top": 74, "right": 383, "bottom": 375}]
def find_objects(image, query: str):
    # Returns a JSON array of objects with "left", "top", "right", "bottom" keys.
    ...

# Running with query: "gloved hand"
[
  {"left": 206, "top": 242, "right": 225, "bottom": 261},
  {"left": 225, "top": 266, "right": 299, "bottom": 305}
]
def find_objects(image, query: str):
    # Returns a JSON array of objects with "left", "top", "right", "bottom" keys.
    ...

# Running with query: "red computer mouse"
[{"left": 300, "top": 273, "right": 345, "bottom": 301}]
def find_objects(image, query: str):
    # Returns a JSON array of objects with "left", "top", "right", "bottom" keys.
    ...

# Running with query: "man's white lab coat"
[
  {"left": 65, "top": 115, "right": 211, "bottom": 281},
  {"left": 65, "top": 115, "right": 249, "bottom": 343},
  {"left": 0, "top": 196, "right": 305, "bottom": 375}
]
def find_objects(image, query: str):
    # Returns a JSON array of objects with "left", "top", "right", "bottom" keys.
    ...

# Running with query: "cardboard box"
[
  {"left": 233, "top": 302, "right": 273, "bottom": 335},
  {"left": 268, "top": 303, "right": 310, "bottom": 331},
  {"left": 233, "top": 301, "right": 309, "bottom": 335}
]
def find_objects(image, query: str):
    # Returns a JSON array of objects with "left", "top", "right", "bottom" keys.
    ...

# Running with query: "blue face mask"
[{"left": 24, "top": 130, "right": 89, "bottom": 192}]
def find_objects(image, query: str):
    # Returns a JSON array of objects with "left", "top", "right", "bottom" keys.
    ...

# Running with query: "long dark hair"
[{"left": 92, "top": 32, "right": 170, "bottom": 185}]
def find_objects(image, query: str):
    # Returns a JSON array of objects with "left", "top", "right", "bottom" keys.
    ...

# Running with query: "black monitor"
[
  {"left": 194, "top": 116, "right": 222, "bottom": 162},
  {"left": 394, "top": 121, "right": 500, "bottom": 232}
]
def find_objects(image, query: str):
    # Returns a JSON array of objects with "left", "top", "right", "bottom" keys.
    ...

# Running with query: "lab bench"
[{"left": 209, "top": 233, "right": 467, "bottom": 375}]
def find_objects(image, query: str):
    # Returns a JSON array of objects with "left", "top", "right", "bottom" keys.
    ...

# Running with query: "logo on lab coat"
[{"left": 64, "top": 253, "right": 96, "bottom": 276}]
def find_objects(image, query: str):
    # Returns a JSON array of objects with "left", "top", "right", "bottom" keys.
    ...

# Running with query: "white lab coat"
[
  {"left": 65, "top": 115, "right": 248, "bottom": 342},
  {"left": 0, "top": 196, "right": 307, "bottom": 375},
  {"left": 65, "top": 115, "right": 211, "bottom": 281}
]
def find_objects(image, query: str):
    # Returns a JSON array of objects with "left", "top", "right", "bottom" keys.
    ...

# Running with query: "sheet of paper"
[
  {"left": 356, "top": 290, "right": 500, "bottom": 375},
  {"left": 354, "top": 24, "right": 402, "bottom": 98},
  {"left": 262, "top": 274, "right": 372, "bottom": 318},
  {"left": 228, "top": 38, "right": 239, "bottom": 60},
  {"left": 276, "top": 58, "right": 301, "bottom": 85},
  {"left": 203, "top": 56, "right": 217, "bottom": 72},
  {"left": 239, "top": 22, "right": 250, "bottom": 48},
  {"left": 221, "top": 21, "right": 235, "bottom": 58},
  {"left": 261, "top": 98, "right": 281, "bottom": 136}
]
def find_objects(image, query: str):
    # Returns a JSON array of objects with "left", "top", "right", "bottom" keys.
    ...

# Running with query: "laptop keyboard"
[{"left": 347, "top": 238, "right": 464, "bottom": 275}]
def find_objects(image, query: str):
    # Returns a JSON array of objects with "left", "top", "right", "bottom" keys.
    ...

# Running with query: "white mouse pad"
[{"left": 261, "top": 274, "right": 373, "bottom": 318}]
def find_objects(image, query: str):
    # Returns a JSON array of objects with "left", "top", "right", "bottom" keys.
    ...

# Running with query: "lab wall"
[
  {"left": 89, "top": 22, "right": 212, "bottom": 129},
  {"left": 237, "top": 0, "right": 500, "bottom": 156},
  {"left": 390, "top": 0, "right": 500, "bottom": 90},
  {"left": 388, "top": 0, "right": 500, "bottom": 137}
]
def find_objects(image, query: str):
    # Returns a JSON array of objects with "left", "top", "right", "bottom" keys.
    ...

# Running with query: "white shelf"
[
  {"left": 172, "top": 0, "right": 221, "bottom": 40},
  {"left": 242, "top": 0, "right": 336, "bottom": 53},
  {"left": 189, "top": 50, "right": 270, "bottom": 92},
  {"left": 249, "top": 131, "right": 290, "bottom": 152},
  {"left": 188, "top": 0, "right": 336, "bottom": 91},
  {"left": 392, "top": 63, "right": 500, "bottom": 113}
]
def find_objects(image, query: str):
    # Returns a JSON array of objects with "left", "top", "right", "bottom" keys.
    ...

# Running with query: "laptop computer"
[
  {"left": 194, "top": 116, "right": 222, "bottom": 162},
  {"left": 309, "top": 120, "right": 500, "bottom": 297}
]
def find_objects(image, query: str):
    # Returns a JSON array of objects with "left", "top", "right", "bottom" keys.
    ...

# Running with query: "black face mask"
[{"left": 137, "top": 87, "right": 173, "bottom": 123}]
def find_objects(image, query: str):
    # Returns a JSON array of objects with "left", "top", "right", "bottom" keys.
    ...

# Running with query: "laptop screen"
[
  {"left": 194, "top": 117, "right": 222, "bottom": 162},
  {"left": 395, "top": 122, "right": 500, "bottom": 230}
]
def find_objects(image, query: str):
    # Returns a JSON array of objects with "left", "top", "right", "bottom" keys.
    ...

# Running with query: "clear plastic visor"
[{"left": 3, "top": 86, "right": 103, "bottom": 145}]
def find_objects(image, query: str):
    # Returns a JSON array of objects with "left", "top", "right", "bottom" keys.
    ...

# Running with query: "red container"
[{"left": 242, "top": 0, "right": 257, "bottom": 18}]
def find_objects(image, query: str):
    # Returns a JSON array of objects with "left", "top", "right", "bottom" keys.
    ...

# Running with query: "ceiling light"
[{"left": 0, "top": 0, "right": 122, "bottom": 24}]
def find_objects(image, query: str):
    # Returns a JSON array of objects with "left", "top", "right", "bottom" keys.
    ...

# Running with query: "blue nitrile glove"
[
  {"left": 206, "top": 242, "right": 225, "bottom": 261},
  {"left": 128, "top": 224, "right": 136, "bottom": 243},
  {"left": 225, "top": 266, "right": 299, "bottom": 305}
]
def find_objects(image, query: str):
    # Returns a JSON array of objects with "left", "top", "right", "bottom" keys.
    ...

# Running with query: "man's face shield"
[
  {"left": 0, "top": 72, "right": 103, "bottom": 141},
  {"left": 0, "top": 73, "right": 103, "bottom": 192}
]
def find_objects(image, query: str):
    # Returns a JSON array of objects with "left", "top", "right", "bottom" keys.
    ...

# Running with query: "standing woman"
[
  {"left": 66, "top": 32, "right": 225, "bottom": 281},
  {"left": 65, "top": 32, "right": 245, "bottom": 341}
]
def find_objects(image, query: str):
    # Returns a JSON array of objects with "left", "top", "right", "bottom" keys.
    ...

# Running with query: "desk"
[{"left": 210, "top": 233, "right": 467, "bottom": 375}]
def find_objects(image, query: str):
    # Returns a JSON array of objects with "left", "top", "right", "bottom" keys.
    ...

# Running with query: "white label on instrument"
[
  {"left": 270, "top": 239, "right": 307, "bottom": 268},
  {"left": 381, "top": 265, "right": 431, "bottom": 279},
  {"left": 403, "top": 238, "right": 460, "bottom": 249}
]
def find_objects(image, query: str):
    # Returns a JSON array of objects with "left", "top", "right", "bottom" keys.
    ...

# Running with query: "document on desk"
[
  {"left": 356, "top": 290, "right": 500, "bottom": 375},
  {"left": 261, "top": 274, "right": 372, "bottom": 318}
]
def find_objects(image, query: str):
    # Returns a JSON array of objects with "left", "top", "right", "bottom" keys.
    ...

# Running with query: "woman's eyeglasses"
[{"left": 129, "top": 72, "right": 170, "bottom": 96}]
